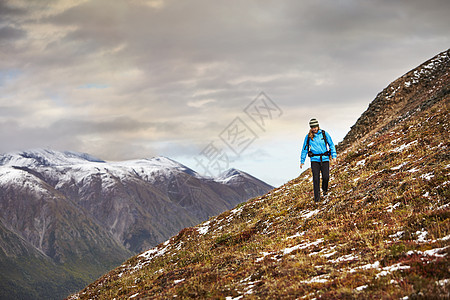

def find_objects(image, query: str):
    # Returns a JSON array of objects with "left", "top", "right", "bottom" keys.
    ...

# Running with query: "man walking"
[{"left": 300, "top": 118, "right": 337, "bottom": 203}]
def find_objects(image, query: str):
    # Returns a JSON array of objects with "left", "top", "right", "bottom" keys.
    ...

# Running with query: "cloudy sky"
[{"left": 1, "top": 0, "right": 449, "bottom": 186}]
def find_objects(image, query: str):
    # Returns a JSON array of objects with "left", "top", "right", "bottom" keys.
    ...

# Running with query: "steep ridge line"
[{"left": 337, "top": 48, "right": 449, "bottom": 153}]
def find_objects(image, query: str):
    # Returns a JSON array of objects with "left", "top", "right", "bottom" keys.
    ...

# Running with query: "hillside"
[
  {"left": 0, "top": 153, "right": 272, "bottom": 299},
  {"left": 68, "top": 50, "right": 449, "bottom": 299}
]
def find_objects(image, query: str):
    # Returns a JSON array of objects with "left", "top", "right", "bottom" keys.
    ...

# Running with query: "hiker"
[{"left": 300, "top": 118, "right": 337, "bottom": 203}]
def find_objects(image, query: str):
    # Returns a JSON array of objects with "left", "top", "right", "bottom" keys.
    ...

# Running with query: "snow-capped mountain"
[{"left": 0, "top": 150, "right": 272, "bottom": 299}]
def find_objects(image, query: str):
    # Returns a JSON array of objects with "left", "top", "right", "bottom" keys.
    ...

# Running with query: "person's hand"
[
  {"left": 300, "top": 163, "right": 304, "bottom": 169},
  {"left": 330, "top": 158, "right": 336, "bottom": 165}
]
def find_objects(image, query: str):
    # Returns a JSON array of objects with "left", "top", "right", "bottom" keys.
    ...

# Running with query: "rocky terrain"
[
  {"left": 69, "top": 49, "right": 449, "bottom": 299},
  {"left": 0, "top": 153, "right": 272, "bottom": 299}
]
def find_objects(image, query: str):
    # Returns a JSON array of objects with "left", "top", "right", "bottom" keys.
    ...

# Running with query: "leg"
[
  {"left": 321, "top": 161, "right": 330, "bottom": 195},
  {"left": 311, "top": 162, "right": 321, "bottom": 202}
]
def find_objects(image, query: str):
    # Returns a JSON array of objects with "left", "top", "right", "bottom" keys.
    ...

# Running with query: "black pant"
[{"left": 311, "top": 161, "right": 329, "bottom": 202}]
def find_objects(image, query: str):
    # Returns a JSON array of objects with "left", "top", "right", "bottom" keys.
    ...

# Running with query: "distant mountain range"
[
  {"left": 0, "top": 150, "right": 272, "bottom": 299},
  {"left": 68, "top": 49, "right": 449, "bottom": 299}
]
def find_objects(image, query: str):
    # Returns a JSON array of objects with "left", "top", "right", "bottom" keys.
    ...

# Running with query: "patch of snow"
[
  {"left": 391, "top": 141, "right": 418, "bottom": 153},
  {"left": 282, "top": 244, "right": 303, "bottom": 255},
  {"left": 310, "top": 246, "right": 337, "bottom": 258},
  {"left": 439, "top": 235, "right": 450, "bottom": 241},
  {"left": 390, "top": 138, "right": 402, "bottom": 145},
  {"left": 391, "top": 162, "right": 408, "bottom": 170},
  {"left": 174, "top": 279, "right": 185, "bottom": 284},
  {"left": 321, "top": 251, "right": 337, "bottom": 258},
  {"left": 286, "top": 231, "right": 306, "bottom": 239},
  {"left": 226, "top": 296, "right": 243, "bottom": 300},
  {"left": 367, "top": 142, "right": 375, "bottom": 147},
  {"left": 196, "top": 220, "right": 210, "bottom": 235},
  {"left": 386, "top": 203, "right": 401, "bottom": 213},
  {"left": 437, "top": 279, "right": 450, "bottom": 287},
  {"left": 376, "top": 263, "right": 410, "bottom": 278},
  {"left": 389, "top": 231, "right": 404, "bottom": 240},
  {"left": 300, "top": 209, "right": 320, "bottom": 219},
  {"left": 296, "top": 238, "right": 324, "bottom": 250},
  {"left": 300, "top": 274, "right": 329, "bottom": 284},
  {"left": 129, "top": 293, "right": 139, "bottom": 299},
  {"left": 329, "top": 254, "right": 358, "bottom": 264},
  {"left": 135, "top": 242, "right": 171, "bottom": 270},
  {"left": 407, "top": 246, "right": 449, "bottom": 258},
  {"left": 436, "top": 203, "right": 449, "bottom": 210},
  {"left": 355, "top": 285, "right": 368, "bottom": 291},
  {"left": 415, "top": 229, "right": 428, "bottom": 242},
  {"left": 256, "top": 238, "right": 324, "bottom": 262},
  {"left": 352, "top": 261, "right": 381, "bottom": 272},
  {"left": 256, "top": 251, "right": 274, "bottom": 262},
  {"left": 420, "top": 172, "right": 434, "bottom": 180},
  {"left": 356, "top": 159, "right": 366, "bottom": 167}
]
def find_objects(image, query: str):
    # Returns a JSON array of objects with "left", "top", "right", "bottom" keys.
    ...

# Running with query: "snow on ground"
[
  {"left": 286, "top": 231, "right": 306, "bottom": 239},
  {"left": 407, "top": 246, "right": 449, "bottom": 258},
  {"left": 391, "top": 162, "right": 408, "bottom": 170},
  {"left": 329, "top": 254, "right": 359, "bottom": 264},
  {"left": 388, "top": 230, "right": 404, "bottom": 240},
  {"left": 356, "top": 159, "right": 366, "bottom": 167},
  {"left": 300, "top": 209, "right": 321, "bottom": 219},
  {"left": 420, "top": 172, "right": 434, "bottom": 180},
  {"left": 300, "top": 274, "right": 329, "bottom": 284},
  {"left": 391, "top": 141, "right": 418, "bottom": 153},
  {"left": 376, "top": 263, "right": 411, "bottom": 278},
  {"left": 408, "top": 167, "right": 421, "bottom": 173},
  {"left": 256, "top": 238, "right": 324, "bottom": 262},
  {"left": 196, "top": 220, "right": 211, "bottom": 235},
  {"left": 386, "top": 203, "right": 401, "bottom": 213},
  {"left": 0, "top": 167, "right": 50, "bottom": 196}
]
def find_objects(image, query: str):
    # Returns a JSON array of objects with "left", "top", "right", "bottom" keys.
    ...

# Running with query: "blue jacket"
[{"left": 300, "top": 129, "right": 337, "bottom": 164}]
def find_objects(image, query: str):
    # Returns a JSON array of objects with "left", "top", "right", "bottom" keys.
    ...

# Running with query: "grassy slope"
[{"left": 69, "top": 100, "right": 449, "bottom": 299}]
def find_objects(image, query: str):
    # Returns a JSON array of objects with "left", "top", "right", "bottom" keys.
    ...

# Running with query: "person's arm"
[{"left": 300, "top": 135, "right": 309, "bottom": 168}]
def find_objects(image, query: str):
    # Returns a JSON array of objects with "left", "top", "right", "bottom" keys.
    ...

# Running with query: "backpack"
[{"left": 305, "top": 130, "right": 331, "bottom": 162}]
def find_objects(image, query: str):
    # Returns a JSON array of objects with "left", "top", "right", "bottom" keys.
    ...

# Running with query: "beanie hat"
[{"left": 309, "top": 118, "right": 319, "bottom": 128}]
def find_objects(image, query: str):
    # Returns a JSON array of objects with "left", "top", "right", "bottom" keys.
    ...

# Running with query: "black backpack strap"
[
  {"left": 322, "top": 130, "right": 331, "bottom": 157},
  {"left": 322, "top": 130, "right": 329, "bottom": 151}
]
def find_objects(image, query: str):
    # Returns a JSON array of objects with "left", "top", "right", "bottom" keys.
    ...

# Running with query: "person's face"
[{"left": 311, "top": 126, "right": 319, "bottom": 133}]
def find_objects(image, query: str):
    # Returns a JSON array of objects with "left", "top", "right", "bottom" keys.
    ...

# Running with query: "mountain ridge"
[
  {"left": 0, "top": 151, "right": 272, "bottom": 299},
  {"left": 337, "top": 48, "right": 449, "bottom": 153}
]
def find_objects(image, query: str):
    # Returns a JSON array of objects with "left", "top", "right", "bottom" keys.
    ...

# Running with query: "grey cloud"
[
  {"left": 1, "top": 0, "right": 449, "bottom": 171},
  {"left": 0, "top": 1, "right": 26, "bottom": 19},
  {"left": 0, "top": 26, "right": 26, "bottom": 40},
  {"left": 47, "top": 117, "right": 180, "bottom": 137}
]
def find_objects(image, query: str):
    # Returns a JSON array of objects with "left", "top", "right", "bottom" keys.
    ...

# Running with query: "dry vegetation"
[{"left": 69, "top": 100, "right": 449, "bottom": 299}]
